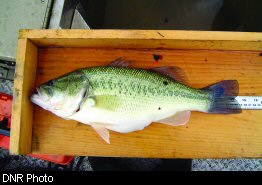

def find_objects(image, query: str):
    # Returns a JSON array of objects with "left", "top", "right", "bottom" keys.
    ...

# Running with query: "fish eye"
[{"left": 48, "top": 80, "right": 55, "bottom": 86}]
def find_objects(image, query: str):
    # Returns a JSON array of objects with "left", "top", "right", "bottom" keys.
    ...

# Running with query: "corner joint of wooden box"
[{"left": 18, "top": 29, "right": 30, "bottom": 39}]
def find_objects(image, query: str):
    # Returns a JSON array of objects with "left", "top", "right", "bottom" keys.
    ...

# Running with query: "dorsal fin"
[
  {"left": 150, "top": 66, "right": 188, "bottom": 85},
  {"left": 108, "top": 57, "right": 131, "bottom": 67}
]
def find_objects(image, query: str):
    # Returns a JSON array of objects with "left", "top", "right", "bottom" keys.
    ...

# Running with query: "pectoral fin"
[
  {"left": 91, "top": 124, "right": 110, "bottom": 144},
  {"left": 93, "top": 95, "right": 122, "bottom": 111},
  {"left": 158, "top": 111, "right": 191, "bottom": 126}
]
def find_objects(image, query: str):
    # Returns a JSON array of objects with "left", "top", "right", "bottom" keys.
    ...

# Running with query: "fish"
[{"left": 31, "top": 58, "right": 241, "bottom": 143}]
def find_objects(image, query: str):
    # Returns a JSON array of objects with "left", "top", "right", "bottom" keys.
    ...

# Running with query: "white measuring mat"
[{"left": 235, "top": 96, "right": 262, "bottom": 110}]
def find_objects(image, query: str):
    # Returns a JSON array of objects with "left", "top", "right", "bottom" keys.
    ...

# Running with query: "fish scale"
[
  {"left": 82, "top": 66, "right": 211, "bottom": 115},
  {"left": 83, "top": 67, "right": 209, "bottom": 99}
]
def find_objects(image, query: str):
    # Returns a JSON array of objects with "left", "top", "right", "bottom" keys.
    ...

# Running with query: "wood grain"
[
  {"left": 10, "top": 39, "right": 38, "bottom": 154},
  {"left": 32, "top": 47, "right": 262, "bottom": 158},
  {"left": 20, "top": 29, "right": 262, "bottom": 50}
]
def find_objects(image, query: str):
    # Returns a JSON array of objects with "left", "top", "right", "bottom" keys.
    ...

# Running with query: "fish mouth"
[
  {"left": 30, "top": 89, "right": 41, "bottom": 105},
  {"left": 32, "top": 87, "right": 41, "bottom": 99},
  {"left": 30, "top": 87, "right": 49, "bottom": 109},
  {"left": 36, "top": 87, "right": 49, "bottom": 100},
  {"left": 36, "top": 87, "right": 41, "bottom": 97}
]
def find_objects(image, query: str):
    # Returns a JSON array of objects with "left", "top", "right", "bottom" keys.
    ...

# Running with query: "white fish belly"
[{"left": 70, "top": 107, "right": 153, "bottom": 133}]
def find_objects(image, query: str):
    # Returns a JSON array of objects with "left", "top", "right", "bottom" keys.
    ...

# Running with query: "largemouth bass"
[{"left": 31, "top": 58, "right": 241, "bottom": 143}]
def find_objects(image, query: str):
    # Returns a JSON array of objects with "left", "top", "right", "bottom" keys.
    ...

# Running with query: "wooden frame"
[{"left": 10, "top": 30, "right": 262, "bottom": 158}]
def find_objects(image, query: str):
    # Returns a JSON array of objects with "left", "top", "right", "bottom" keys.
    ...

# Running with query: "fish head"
[{"left": 30, "top": 71, "right": 89, "bottom": 118}]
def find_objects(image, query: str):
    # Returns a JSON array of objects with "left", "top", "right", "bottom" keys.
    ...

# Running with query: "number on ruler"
[{"left": 236, "top": 96, "right": 262, "bottom": 109}]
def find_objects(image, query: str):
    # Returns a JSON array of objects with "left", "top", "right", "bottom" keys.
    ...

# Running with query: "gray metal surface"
[
  {"left": 59, "top": 0, "right": 79, "bottom": 29},
  {"left": 48, "top": 0, "right": 90, "bottom": 29},
  {"left": 0, "top": 0, "right": 52, "bottom": 61},
  {"left": 0, "top": 79, "right": 13, "bottom": 95},
  {"left": 71, "top": 8, "right": 90, "bottom": 29},
  {"left": 192, "top": 159, "right": 262, "bottom": 171},
  {"left": 48, "top": 0, "right": 64, "bottom": 29}
]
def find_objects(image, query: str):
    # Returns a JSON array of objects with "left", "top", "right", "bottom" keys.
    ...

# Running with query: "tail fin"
[{"left": 203, "top": 80, "right": 242, "bottom": 114}]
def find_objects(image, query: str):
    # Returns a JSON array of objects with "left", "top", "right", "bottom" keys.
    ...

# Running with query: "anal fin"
[
  {"left": 158, "top": 111, "right": 191, "bottom": 126},
  {"left": 91, "top": 124, "right": 110, "bottom": 144}
]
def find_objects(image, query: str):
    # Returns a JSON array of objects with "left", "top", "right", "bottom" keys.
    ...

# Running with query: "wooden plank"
[
  {"left": 32, "top": 47, "right": 262, "bottom": 158},
  {"left": 10, "top": 39, "right": 38, "bottom": 155},
  {"left": 19, "top": 29, "right": 262, "bottom": 50}
]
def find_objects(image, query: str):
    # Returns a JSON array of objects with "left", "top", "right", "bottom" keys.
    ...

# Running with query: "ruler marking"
[{"left": 235, "top": 96, "right": 262, "bottom": 110}]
